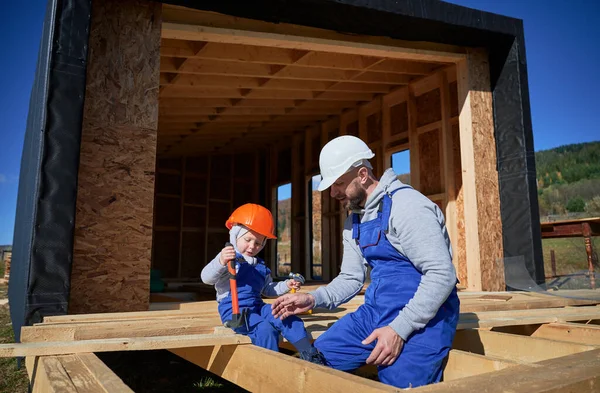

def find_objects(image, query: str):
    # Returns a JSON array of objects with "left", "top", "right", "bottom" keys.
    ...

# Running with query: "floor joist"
[
  {"left": 1, "top": 333, "right": 250, "bottom": 358},
  {"left": 26, "top": 353, "right": 133, "bottom": 393},
  {"left": 413, "top": 348, "right": 600, "bottom": 393}
]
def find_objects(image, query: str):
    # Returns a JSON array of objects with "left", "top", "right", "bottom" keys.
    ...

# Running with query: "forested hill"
[{"left": 535, "top": 141, "right": 600, "bottom": 219}]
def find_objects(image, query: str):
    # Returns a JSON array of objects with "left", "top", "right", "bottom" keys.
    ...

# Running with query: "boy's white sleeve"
[{"left": 201, "top": 253, "right": 228, "bottom": 285}]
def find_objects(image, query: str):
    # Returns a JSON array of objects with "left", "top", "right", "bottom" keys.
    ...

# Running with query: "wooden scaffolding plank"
[
  {"left": 413, "top": 349, "right": 600, "bottom": 393},
  {"left": 1, "top": 334, "right": 250, "bottom": 358}
]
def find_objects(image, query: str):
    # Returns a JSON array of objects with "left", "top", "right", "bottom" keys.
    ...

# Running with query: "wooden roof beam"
[{"left": 160, "top": 10, "right": 466, "bottom": 63}]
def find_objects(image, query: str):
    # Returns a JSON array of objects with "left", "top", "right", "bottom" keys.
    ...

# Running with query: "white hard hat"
[{"left": 317, "top": 135, "right": 375, "bottom": 191}]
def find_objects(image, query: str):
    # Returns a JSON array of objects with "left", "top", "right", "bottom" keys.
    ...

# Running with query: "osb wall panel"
[
  {"left": 416, "top": 88, "right": 442, "bottom": 127},
  {"left": 366, "top": 113, "right": 382, "bottom": 144},
  {"left": 463, "top": 49, "right": 504, "bottom": 291},
  {"left": 346, "top": 121, "right": 359, "bottom": 138},
  {"left": 390, "top": 102, "right": 408, "bottom": 136},
  {"left": 69, "top": 0, "right": 161, "bottom": 314},
  {"left": 452, "top": 124, "right": 467, "bottom": 286},
  {"left": 418, "top": 130, "right": 442, "bottom": 195}
]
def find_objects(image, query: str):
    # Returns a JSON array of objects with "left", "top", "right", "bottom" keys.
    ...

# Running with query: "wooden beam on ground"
[
  {"left": 1, "top": 334, "right": 250, "bottom": 358},
  {"left": 452, "top": 329, "right": 596, "bottom": 363},
  {"left": 413, "top": 348, "right": 600, "bottom": 393},
  {"left": 27, "top": 353, "right": 133, "bottom": 393},
  {"left": 456, "top": 48, "right": 504, "bottom": 291},
  {"left": 531, "top": 322, "right": 600, "bottom": 346},
  {"left": 171, "top": 344, "right": 400, "bottom": 393}
]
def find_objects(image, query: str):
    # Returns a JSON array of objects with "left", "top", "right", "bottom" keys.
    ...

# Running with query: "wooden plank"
[
  {"left": 417, "top": 120, "right": 442, "bottom": 135},
  {"left": 38, "top": 357, "right": 79, "bottom": 393},
  {"left": 1, "top": 334, "right": 251, "bottom": 358},
  {"left": 55, "top": 355, "right": 111, "bottom": 393},
  {"left": 414, "top": 348, "right": 600, "bottom": 393},
  {"left": 456, "top": 49, "right": 504, "bottom": 291},
  {"left": 532, "top": 322, "right": 600, "bottom": 346},
  {"left": 21, "top": 318, "right": 220, "bottom": 342},
  {"left": 443, "top": 349, "right": 525, "bottom": 381},
  {"left": 291, "top": 132, "right": 305, "bottom": 275},
  {"left": 77, "top": 353, "right": 134, "bottom": 392},
  {"left": 27, "top": 356, "right": 57, "bottom": 393},
  {"left": 381, "top": 95, "right": 392, "bottom": 168},
  {"left": 453, "top": 329, "right": 596, "bottom": 363},
  {"left": 408, "top": 89, "right": 420, "bottom": 190},
  {"left": 172, "top": 343, "right": 400, "bottom": 393},
  {"left": 440, "top": 72, "right": 457, "bottom": 271},
  {"left": 26, "top": 353, "right": 132, "bottom": 393},
  {"left": 161, "top": 9, "right": 465, "bottom": 63}
]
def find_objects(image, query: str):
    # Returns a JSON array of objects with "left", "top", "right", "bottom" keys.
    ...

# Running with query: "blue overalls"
[
  {"left": 314, "top": 190, "right": 460, "bottom": 388},
  {"left": 217, "top": 255, "right": 308, "bottom": 351}
]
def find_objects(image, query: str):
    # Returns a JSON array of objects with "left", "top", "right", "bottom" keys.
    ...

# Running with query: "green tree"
[{"left": 566, "top": 197, "right": 585, "bottom": 213}]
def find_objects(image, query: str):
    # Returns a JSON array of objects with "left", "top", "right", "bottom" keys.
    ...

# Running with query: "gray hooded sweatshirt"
[{"left": 309, "top": 168, "right": 457, "bottom": 341}]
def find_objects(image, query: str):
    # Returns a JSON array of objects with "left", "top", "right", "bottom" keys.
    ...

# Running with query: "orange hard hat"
[{"left": 225, "top": 203, "right": 277, "bottom": 239}]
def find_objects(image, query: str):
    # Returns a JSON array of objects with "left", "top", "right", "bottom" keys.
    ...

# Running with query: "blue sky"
[{"left": 1, "top": 1, "right": 599, "bottom": 240}]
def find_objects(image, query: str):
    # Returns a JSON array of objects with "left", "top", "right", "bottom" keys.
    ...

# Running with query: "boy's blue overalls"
[
  {"left": 217, "top": 255, "right": 308, "bottom": 350},
  {"left": 314, "top": 189, "right": 460, "bottom": 388}
]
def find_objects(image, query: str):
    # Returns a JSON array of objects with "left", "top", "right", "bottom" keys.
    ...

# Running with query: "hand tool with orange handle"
[
  {"left": 223, "top": 242, "right": 248, "bottom": 329},
  {"left": 289, "top": 272, "right": 313, "bottom": 314}
]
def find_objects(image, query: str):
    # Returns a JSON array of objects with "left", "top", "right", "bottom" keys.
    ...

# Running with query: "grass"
[
  {"left": 0, "top": 283, "right": 29, "bottom": 393},
  {"left": 542, "top": 236, "right": 600, "bottom": 276},
  {"left": 542, "top": 236, "right": 600, "bottom": 290}
]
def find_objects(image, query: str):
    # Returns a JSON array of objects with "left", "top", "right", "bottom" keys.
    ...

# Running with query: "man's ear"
[{"left": 357, "top": 167, "right": 369, "bottom": 184}]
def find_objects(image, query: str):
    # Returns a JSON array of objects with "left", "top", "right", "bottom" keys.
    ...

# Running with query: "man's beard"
[{"left": 345, "top": 181, "right": 367, "bottom": 211}]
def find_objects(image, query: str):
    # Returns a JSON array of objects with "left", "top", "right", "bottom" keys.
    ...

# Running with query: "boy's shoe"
[{"left": 299, "top": 347, "right": 327, "bottom": 366}]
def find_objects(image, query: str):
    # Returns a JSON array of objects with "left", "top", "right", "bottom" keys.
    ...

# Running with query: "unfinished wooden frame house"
[{"left": 6, "top": 0, "right": 600, "bottom": 391}]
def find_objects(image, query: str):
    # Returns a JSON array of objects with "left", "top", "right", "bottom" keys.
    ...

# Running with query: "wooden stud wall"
[
  {"left": 69, "top": 0, "right": 161, "bottom": 313},
  {"left": 148, "top": 8, "right": 503, "bottom": 288},
  {"left": 151, "top": 153, "right": 263, "bottom": 279},
  {"left": 152, "top": 61, "right": 503, "bottom": 288}
]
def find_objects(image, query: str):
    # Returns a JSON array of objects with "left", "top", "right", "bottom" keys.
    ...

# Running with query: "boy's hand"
[
  {"left": 287, "top": 279, "right": 302, "bottom": 291},
  {"left": 219, "top": 246, "right": 236, "bottom": 266}
]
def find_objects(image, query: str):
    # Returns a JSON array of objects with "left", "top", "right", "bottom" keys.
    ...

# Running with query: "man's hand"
[
  {"left": 271, "top": 293, "right": 315, "bottom": 319},
  {"left": 362, "top": 326, "right": 404, "bottom": 366}
]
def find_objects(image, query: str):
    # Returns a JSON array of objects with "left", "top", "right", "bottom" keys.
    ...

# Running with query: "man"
[{"left": 272, "top": 135, "right": 459, "bottom": 389}]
